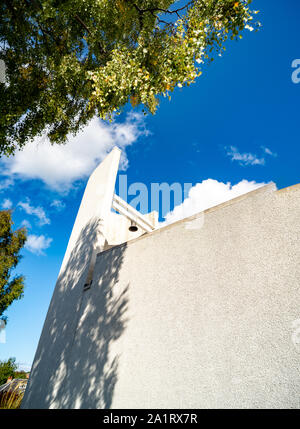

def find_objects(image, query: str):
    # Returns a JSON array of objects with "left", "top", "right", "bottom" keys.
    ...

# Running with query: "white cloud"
[
  {"left": 0, "top": 178, "right": 13, "bottom": 192},
  {"left": 2, "top": 113, "right": 148, "bottom": 192},
  {"left": 163, "top": 179, "right": 267, "bottom": 225},
  {"left": 17, "top": 362, "right": 32, "bottom": 372},
  {"left": 50, "top": 199, "right": 66, "bottom": 211},
  {"left": 226, "top": 146, "right": 265, "bottom": 166},
  {"left": 20, "top": 219, "right": 32, "bottom": 229},
  {"left": 25, "top": 234, "right": 52, "bottom": 255},
  {"left": 1, "top": 198, "right": 12, "bottom": 209},
  {"left": 261, "top": 146, "right": 277, "bottom": 157},
  {"left": 18, "top": 199, "right": 50, "bottom": 226}
]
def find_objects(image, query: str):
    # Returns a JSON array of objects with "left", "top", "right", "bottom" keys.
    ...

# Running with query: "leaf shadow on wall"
[{"left": 22, "top": 218, "right": 129, "bottom": 409}]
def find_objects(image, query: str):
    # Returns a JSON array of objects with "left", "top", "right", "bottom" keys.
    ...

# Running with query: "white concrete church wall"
[
  {"left": 104, "top": 183, "right": 300, "bottom": 409},
  {"left": 22, "top": 181, "right": 300, "bottom": 408}
]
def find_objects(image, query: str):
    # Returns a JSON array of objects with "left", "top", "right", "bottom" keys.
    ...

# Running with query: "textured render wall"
[
  {"left": 23, "top": 183, "right": 300, "bottom": 408},
  {"left": 21, "top": 148, "right": 147, "bottom": 410},
  {"left": 100, "top": 183, "right": 300, "bottom": 409},
  {"left": 20, "top": 148, "right": 122, "bottom": 410}
]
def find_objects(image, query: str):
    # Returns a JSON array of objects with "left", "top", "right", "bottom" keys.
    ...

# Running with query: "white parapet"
[{"left": 59, "top": 146, "right": 121, "bottom": 274}]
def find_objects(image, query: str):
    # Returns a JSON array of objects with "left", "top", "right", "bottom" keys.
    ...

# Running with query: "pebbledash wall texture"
[{"left": 22, "top": 178, "right": 300, "bottom": 409}]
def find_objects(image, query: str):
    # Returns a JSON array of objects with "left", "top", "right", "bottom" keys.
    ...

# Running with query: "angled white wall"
[
  {"left": 21, "top": 147, "right": 122, "bottom": 408},
  {"left": 22, "top": 147, "right": 157, "bottom": 409},
  {"left": 60, "top": 146, "right": 121, "bottom": 273},
  {"left": 22, "top": 182, "right": 300, "bottom": 408}
]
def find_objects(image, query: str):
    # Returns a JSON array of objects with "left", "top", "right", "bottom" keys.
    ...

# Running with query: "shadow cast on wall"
[{"left": 22, "top": 218, "right": 128, "bottom": 409}]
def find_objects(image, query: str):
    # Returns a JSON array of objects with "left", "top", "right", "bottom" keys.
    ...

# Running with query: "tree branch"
[
  {"left": 126, "top": 0, "right": 195, "bottom": 29},
  {"left": 74, "top": 14, "right": 106, "bottom": 55},
  {"left": 74, "top": 14, "right": 91, "bottom": 35},
  {"left": 130, "top": 0, "right": 195, "bottom": 17}
]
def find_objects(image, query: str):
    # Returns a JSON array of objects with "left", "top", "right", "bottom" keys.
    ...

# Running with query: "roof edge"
[
  {"left": 276, "top": 182, "right": 300, "bottom": 194},
  {"left": 97, "top": 182, "right": 278, "bottom": 257}
]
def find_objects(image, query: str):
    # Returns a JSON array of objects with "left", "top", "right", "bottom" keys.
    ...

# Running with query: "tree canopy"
[
  {"left": 0, "top": 358, "right": 18, "bottom": 385},
  {"left": 0, "top": 210, "right": 27, "bottom": 323},
  {"left": 0, "top": 0, "right": 259, "bottom": 155}
]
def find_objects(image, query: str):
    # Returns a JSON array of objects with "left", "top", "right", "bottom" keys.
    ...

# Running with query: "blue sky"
[{"left": 0, "top": 0, "right": 300, "bottom": 371}]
